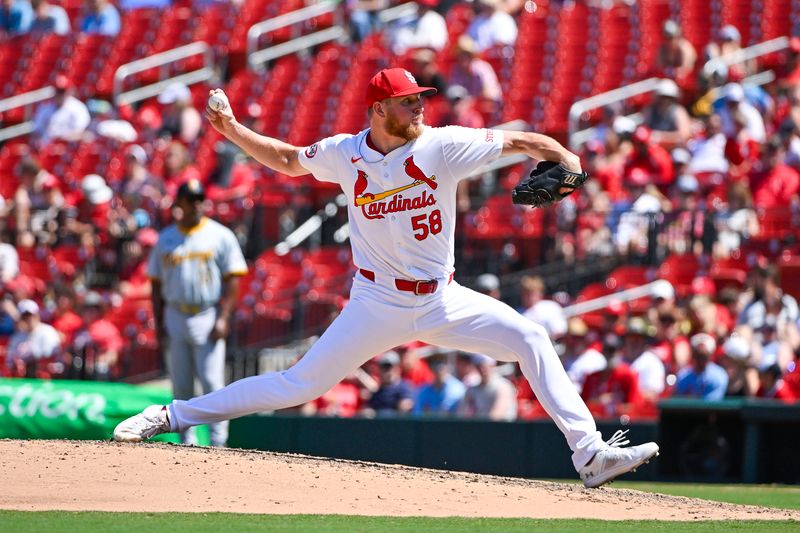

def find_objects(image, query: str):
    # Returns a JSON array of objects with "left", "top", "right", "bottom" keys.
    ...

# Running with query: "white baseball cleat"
[
  {"left": 113, "top": 405, "right": 171, "bottom": 442},
  {"left": 579, "top": 430, "right": 659, "bottom": 488}
]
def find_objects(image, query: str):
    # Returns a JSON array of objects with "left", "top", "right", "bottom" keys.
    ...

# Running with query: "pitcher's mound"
[{"left": 0, "top": 440, "right": 796, "bottom": 521}]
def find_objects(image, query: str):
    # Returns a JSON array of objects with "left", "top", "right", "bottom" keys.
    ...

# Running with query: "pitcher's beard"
[{"left": 385, "top": 112, "right": 424, "bottom": 141}]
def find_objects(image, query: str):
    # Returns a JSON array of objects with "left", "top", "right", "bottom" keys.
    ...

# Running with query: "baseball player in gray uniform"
[
  {"left": 116, "top": 68, "right": 658, "bottom": 487},
  {"left": 148, "top": 179, "right": 248, "bottom": 446}
]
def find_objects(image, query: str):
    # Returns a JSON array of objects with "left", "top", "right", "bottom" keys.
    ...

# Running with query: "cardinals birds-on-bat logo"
[{"left": 353, "top": 155, "right": 438, "bottom": 218}]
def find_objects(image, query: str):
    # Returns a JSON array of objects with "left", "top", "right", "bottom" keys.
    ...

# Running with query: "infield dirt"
[{"left": 1, "top": 439, "right": 797, "bottom": 521}]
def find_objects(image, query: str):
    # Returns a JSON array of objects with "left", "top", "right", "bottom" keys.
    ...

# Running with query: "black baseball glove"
[{"left": 511, "top": 161, "right": 589, "bottom": 208}]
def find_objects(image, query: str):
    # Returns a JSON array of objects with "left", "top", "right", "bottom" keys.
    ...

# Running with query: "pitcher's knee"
[{"left": 522, "top": 321, "right": 551, "bottom": 345}]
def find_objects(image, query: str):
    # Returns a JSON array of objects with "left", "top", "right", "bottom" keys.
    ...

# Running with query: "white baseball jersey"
[
  {"left": 167, "top": 125, "right": 613, "bottom": 473},
  {"left": 148, "top": 217, "right": 248, "bottom": 308},
  {"left": 298, "top": 126, "right": 503, "bottom": 280}
]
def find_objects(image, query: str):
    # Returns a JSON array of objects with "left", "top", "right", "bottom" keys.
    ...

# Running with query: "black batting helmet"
[{"left": 175, "top": 179, "right": 205, "bottom": 202}]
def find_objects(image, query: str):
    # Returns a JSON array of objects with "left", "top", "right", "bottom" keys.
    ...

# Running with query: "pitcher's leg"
[
  {"left": 419, "top": 283, "right": 604, "bottom": 470},
  {"left": 168, "top": 297, "right": 409, "bottom": 432}
]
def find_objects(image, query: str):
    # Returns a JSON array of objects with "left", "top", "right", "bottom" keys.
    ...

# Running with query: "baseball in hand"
[{"left": 208, "top": 93, "right": 228, "bottom": 112}]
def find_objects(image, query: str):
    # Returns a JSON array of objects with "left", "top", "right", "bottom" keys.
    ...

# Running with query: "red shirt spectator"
[
  {"left": 313, "top": 380, "right": 361, "bottom": 417},
  {"left": 581, "top": 362, "right": 643, "bottom": 411},
  {"left": 623, "top": 127, "right": 675, "bottom": 188},
  {"left": 753, "top": 163, "right": 800, "bottom": 209}
]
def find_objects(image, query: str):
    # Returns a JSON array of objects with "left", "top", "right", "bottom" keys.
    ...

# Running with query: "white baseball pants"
[
  {"left": 165, "top": 305, "right": 228, "bottom": 447},
  {"left": 169, "top": 272, "right": 605, "bottom": 470}
]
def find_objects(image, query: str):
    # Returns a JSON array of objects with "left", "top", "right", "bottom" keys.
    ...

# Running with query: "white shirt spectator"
[
  {"left": 687, "top": 132, "right": 729, "bottom": 174},
  {"left": 33, "top": 95, "right": 91, "bottom": 143},
  {"left": 717, "top": 83, "right": 766, "bottom": 143},
  {"left": 523, "top": 299, "right": 567, "bottom": 340},
  {"left": 7, "top": 321, "right": 61, "bottom": 363},
  {"left": 564, "top": 348, "right": 607, "bottom": 392},
  {"left": 630, "top": 349, "right": 666, "bottom": 397},
  {"left": 466, "top": 3, "right": 518, "bottom": 52},
  {"left": 0, "top": 242, "right": 18, "bottom": 283},
  {"left": 391, "top": 6, "right": 447, "bottom": 54}
]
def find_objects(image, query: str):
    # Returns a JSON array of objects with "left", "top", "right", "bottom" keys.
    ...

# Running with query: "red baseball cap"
[{"left": 364, "top": 68, "right": 437, "bottom": 108}]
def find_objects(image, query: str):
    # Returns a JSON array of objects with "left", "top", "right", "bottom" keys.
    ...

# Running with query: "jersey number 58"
[{"left": 411, "top": 209, "right": 443, "bottom": 241}]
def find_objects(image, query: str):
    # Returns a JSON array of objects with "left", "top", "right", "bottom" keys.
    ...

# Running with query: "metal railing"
[
  {"left": 567, "top": 77, "right": 661, "bottom": 150},
  {"left": 702, "top": 36, "right": 790, "bottom": 79},
  {"left": 568, "top": 36, "right": 791, "bottom": 151},
  {"left": 246, "top": 1, "right": 419, "bottom": 71},
  {"left": 247, "top": 2, "right": 345, "bottom": 71},
  {"left": 0, "top": 86, "right": 55, "bottom": 142},
  {"left": 113, "top": 41, "right": 216, "bottom": 107}
]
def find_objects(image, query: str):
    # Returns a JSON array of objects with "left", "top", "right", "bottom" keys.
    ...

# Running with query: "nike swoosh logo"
[{"left": 351, "top": 156, "right": 362, "bottom": 163}]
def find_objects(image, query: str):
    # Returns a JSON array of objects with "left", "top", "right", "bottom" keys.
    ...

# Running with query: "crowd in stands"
[{"left": 1, "top": 1, "right": 800, "bottom": 418}]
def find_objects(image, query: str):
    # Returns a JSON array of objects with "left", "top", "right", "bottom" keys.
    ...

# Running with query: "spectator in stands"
[
  {"left": 390, "top": 0, "right": 447, "bottom": 54},
  {"left": 364, "top": 350, "right": 415, "bottom": 416},
  {"left": 756, "top": 363, "right": 796, "bottom": 402},
  {"left": 623, "top": 126, "right": 675, "bottom": 188},
  {"left": 398, "top": 341, "right": 434, "bottom": 386},
  {"left": 440, "top": 85, "right": 484, "bottom": 128},
  {"left": 717, "top": 83, "right": 766, "bottom": 143},
  {"left": 720, "top": 335, "right": 758, "bottom": 398},
  {"left": 614, "top": 175, "right": 668, "bottom": 255},
  {"left": 63, "top": 174, "right": 114, "bottom": 245},
  {"left": 751, "top": 138, "right": 800, "bottom": 209},
  {"left": 474, "top": 272, "right": 500, "bottom": 299},
  {"left": 705, "top": 25, "right": 755, "bottom": 79},
  {"left": 13, "top": 157, "right": 63, "bottom": 236},
  {"left": 31, "top": 75, "right": 91, "bottom": 145},
  {"left": 449, "top": 35, "right": 502, "bottom": 105},
  {"left": 466, "top": 0, "right": 517, "bottom": 52},
  {"left": 408, "top": 49, "right": 448, "bottom": 96},
  {"left": 581, "top": 332, "right": 642, "bottom": 416},
  {"left": 116, "top": 144, "right": 164, "bottom": 218},
  {"left": 714, "top": 180, "right": 759, "bottom": 257},
  {"left": 80, "top": 0, "right": 120, "bottom": 36},
  {"left": 308, "top": 371, "right": 372, "bottom": 417},
  {"left": 738, "top": 266, "right": 800, "bottom": 356},
  {"left": 414, "top": 352, "right": 466, "bottom": 415},
  {"left": 459, "top": 354, "right": 517, "bottom": 421},
  {"left": 519, "top": 276, "right": 567, "bottom": 338},
  {"left": 0, "top": 295, "right": 16, "bottom": 339},
  {"left": 119, "top": 227, "right": 157, "bottom": 292},
  {"left": 686, "top": 115, "right": 730, "bottom": 182},
  {"left": 0, "top": 0, "right": 33, "bottom": 35},
  {"left": 670, "top": 147, "right": 692, "bottom": 177},
  {"left": 28, "top": 0, "right": 69, "bottom": 35},
  {"left": 158, "top": 82, "right": 203, "bottom": 145},
  {"left": 674, "top": 333, "right": 728, "bottom": 400},
  {"left": 651, "top": 309, "right": 691, "bottom": 374},
  {"left": 51, "top": 285, "right": 83, "bottom": 346},
  {"left": 621, "top": 317, "right": 666, "bottom": 402},
  {"left": 454, "top": 351, "right": 480, "bottom": 387},
  {"left": 163, "top": 141, "right": 202, "bottom": 197},
  {"left": 643, "top": 79, "right": 692, "bottom": 150},
  {"left": 560, "top": 317, "right": 606, "bottom": 392},
  {"left": 656, "top": 20, "right": 696, "bottom": 82},
  {"left": 6, "top": 299, "right": 61, "bottom": 376},
  {"left": 750, "top": 315, "right": 796, "bottom": 374},
  {"left": 346, "top": 0, "right": 388, "bottom": 42},
  {"left": 0, "top": 238, "right": 19, "bottom": 283},
  {"left": 69, "top": 290, "right": 123, "bottom": 379}
]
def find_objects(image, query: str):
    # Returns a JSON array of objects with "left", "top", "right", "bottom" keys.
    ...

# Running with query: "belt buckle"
[{"left": 414, "top": 279, "right": 437, "bottom": 295}]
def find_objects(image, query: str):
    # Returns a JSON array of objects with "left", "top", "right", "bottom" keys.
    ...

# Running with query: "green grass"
[
  {"left": 612, "top": 482, "right": 800, "bottom": 510},
  {"left": 0, "top": 513, "right": 797, "bottom": 533}
]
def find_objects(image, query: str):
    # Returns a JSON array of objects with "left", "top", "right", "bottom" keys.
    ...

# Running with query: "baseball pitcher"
[{"left": 116, "top": 68, "right": 657, "bottom": 487}]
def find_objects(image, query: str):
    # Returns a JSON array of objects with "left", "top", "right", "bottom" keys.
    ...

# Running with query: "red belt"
[{"left": 359, "top": 268, "right": 453, "bottom": 295}]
